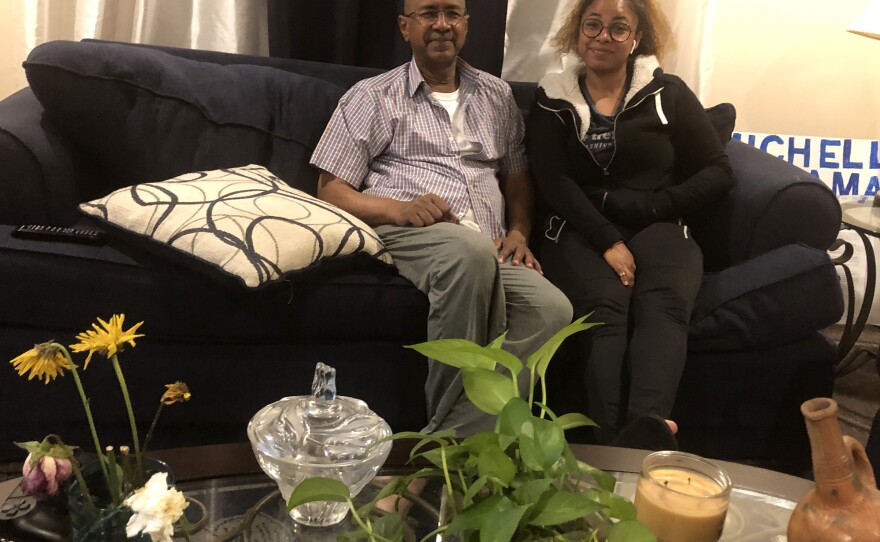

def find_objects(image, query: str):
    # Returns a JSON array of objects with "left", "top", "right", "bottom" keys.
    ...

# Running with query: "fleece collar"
[{"left": 538, "top": 55, "right": 661, "bottom": 139}]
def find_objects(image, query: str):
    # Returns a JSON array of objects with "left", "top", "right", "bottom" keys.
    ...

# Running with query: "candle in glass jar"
[{"left": 634, "top": 452, "right": 731, "bottom": 542}]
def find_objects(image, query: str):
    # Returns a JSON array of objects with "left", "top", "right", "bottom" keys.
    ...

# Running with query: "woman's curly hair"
[{"left": 552, "top": 0, "right": 672, "bottom": 60}]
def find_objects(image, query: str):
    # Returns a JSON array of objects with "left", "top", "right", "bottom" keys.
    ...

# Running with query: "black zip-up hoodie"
[{"left": 527, "top": 55, "right": 733, "bottom": 253}]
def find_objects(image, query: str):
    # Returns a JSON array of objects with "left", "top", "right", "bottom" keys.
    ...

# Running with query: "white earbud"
[{"left": 631, "top": 41, "right": 638, "bottom": 54}]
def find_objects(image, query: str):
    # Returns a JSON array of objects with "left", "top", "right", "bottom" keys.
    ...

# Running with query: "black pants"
[{"left": 541, "top": 222, "right": 703, "bottom": 442}]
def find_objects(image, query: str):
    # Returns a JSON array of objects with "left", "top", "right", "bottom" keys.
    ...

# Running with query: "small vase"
[
  {"left": 787, "top": 398, "right": 880, "bottom": 542},
  {"left": 66, "top": 457, "right": 172, "bottom": 542}
]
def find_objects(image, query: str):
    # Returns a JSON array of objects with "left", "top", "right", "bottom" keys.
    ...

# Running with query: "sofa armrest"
[
  {"left": 0, "top": 88, "right": 83, "bottom": 225},
  {"left": 689, "top": 243, "right": 843, "bottom": 351},
  {"left": 691, "top": 139, "right": 841, "bottom": 271}
]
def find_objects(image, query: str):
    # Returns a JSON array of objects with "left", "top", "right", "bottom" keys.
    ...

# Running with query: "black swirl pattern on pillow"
[{"left": 79, "top": 164, "right": 393, "bottom": 288}]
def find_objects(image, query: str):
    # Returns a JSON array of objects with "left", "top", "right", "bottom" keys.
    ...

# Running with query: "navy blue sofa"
[{"left": 0, "top": 40, "right": 843, "bottom": 473}]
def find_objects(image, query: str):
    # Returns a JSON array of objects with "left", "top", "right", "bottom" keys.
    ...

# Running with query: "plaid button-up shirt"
[{"left": 310, "top": 59, "right": 527, "bottom": 239}]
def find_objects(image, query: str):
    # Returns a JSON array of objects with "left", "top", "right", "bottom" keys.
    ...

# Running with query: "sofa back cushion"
[
  {"left": 84, "top": 40, "right": 385, "bottom": 91},
  {"left": 23, "top": 40, "right": 346, "bottom": 199}
]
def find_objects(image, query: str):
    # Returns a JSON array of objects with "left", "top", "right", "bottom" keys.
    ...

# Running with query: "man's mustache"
[{"left": 426, "top": 31, "right": 455, "bottom": 42}]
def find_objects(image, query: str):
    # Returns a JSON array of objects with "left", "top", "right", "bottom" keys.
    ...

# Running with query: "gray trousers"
[{"left": 375, "top": 223, "right": 573, "bottom": 437}]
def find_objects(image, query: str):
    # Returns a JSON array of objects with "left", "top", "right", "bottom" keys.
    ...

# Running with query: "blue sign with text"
[{"left": 734, "top": 132, "right": 880, "bottom": 197}]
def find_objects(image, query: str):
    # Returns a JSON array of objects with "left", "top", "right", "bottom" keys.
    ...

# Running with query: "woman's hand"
[{"left": 604, "top": 242, "right": 636, "bottom": 287}]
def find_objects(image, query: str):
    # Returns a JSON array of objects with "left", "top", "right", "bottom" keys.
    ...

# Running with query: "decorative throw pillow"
[
  {"left": 705, "top": 103, "right": 736, "bottom": 144},
  {"left": 78, "top": 165, "right": 393, "bottom": 288}
]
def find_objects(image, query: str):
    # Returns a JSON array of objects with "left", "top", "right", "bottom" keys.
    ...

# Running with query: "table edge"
[{"left": 148, "top": 442, "right": 813, "bottom": 502}]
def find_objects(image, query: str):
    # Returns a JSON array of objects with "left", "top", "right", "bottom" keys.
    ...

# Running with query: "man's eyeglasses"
[
  {"left": 581, "top": 19, "right": 633, "bottom": 42},
  {"left": 405, "top": 9, "right": 469, "bottom": 26}
]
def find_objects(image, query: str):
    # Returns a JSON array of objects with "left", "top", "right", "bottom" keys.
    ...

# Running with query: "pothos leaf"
[
  {"left": 607, "top": 519, "right": 658, "bottom": 542},
  {"left": 416, "top": 444, "right": 469, "bottom": 469},
  {"left": 528, "top": 491, "right": 605, "bottom": 527},
  {"left": 526, "top": 314, "right": 601, "bottom": 378},
  {"left": 473, "top": 346, "right": 523, "bottom": 378},
  {"left": 518, "top": 417, "right": 566, "bottom": 471},
  {"left": 370, "top": 512, "right": 405, "bottom": 541},
  {"left": 480, "top": 505, "right": 530, "bottom": 542},
  {"left": 405, "top": 340, "right": 496, "bottom": 370},
  {"left": 585, "top": 488, "right": 638, "bottom": 521},
  {"left": 553, "top": 412, "right": 598, "bottom": 430},
  {"left": 462, "top": 432, "right": 500, "bottom": 453},
  {"left": 578, "top": 461, "right": 617, "bottom": 493},
  {"left": 355, "top": 477, "right": 408, "bottom": 517},
  {"left": 286, "top": 477, "right": 350, "bottom": 512},
  {"left": 510, "top": 478, "right": 554, "bottom": 506},
  {"left": 445, "top": 494, "right": 509, "bottom": 534},
  {"left": 477, "top": 445, "right": 516, "bottom": 486},
  {"left": 488, "top": 331, "right": 508, "bottom": 349},
  {"left": 496, "top": 397, "right": 532, "bottom": 438},
  {"left": 462, "top": 368, "right": 517, "bottom": 415},
  {"left": 461, "top": 475, "right": 489, "bottom": 507}
]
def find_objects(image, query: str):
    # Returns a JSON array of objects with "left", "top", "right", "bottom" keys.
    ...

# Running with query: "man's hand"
[
  {"left": 394, "top": 194, "right": 458, "bottom": 227},
  {"left": 495, "top": 230, "right": 542, "bottom": 273},
  {"left": 603, "top": 242, "right": 636, "bottom": 287}
]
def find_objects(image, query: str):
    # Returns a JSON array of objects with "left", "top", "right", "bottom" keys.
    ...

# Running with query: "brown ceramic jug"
[{"left": 787, "top": 397, "right": 880, "bottom": 542}]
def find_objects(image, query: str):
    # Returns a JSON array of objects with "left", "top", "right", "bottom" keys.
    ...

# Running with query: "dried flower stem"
[
  {"left": 110, "top": 354, "right": 142, "bottom": 484},
  {"left": 58, "top": 344, "right": 112, "bottom": 496},
  {"left": 120, "top": 446, "right": 133, "bottom": 495},
  {"left": 70, "top": 460, "right": 96, "bottom": 510},
  {"left": 105, "top": 446, "right": 122, "bottom": 506},
  {"left": 142, "top": 403, "right": 164, "bottom": 456},
  {"left": 175, "top": 512, "right": 195, "bottom": 542}
]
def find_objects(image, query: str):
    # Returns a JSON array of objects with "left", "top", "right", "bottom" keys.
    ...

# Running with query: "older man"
[{"left": 310, "top": 0, "right": 572, "bottom": 436}]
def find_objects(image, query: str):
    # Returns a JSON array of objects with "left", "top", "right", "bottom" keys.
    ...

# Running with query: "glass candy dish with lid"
[{"left": 247, "top": 362, "right": 392, "bottom": 526}]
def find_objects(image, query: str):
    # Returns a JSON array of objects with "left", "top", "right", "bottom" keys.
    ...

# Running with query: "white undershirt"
[{"left": 433, "top": 89, "right": 481, "bottom": 232}]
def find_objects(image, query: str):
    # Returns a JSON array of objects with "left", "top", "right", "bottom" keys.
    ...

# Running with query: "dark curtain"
[{"left": 267, "top": 0, "right": 510, "bottom": 76}]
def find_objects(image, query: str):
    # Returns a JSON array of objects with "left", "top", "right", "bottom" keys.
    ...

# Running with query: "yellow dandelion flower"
[
  {"left": 160, "top": 382, "right": 191, "bottom": 405},
  {"left": 69, "top": 314, "right": 145, "bottom": 369},
  {"left": 10, "top": 342, "right": 76, "bottom": 384}
]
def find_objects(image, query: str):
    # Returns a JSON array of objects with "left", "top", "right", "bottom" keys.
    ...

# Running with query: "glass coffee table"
[
  {"left": 0, "top": 442, "right": 813, "bottom": 541},
  {"left": 166, "top": 443, "right": 811, "bottom": 541}
]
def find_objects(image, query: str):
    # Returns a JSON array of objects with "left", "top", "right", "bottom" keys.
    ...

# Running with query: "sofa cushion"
[
  {"left": 22, "top": 40, "right": 345, "bottom": 197},
  {"left": 0, "top": 224, "right": 424, "bottom": 343},
  {"left": 78, "top": 165, "right": 393, "bottom": 289},
  {"left": 688, "top": 243, "right": 844, "bottom": 351}
]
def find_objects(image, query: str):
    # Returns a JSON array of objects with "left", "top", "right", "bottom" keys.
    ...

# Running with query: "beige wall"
[
  {"left": 0, "top": 3, "right": 31, "bottom": 100},
  {"left": 697, "top": 0, "right": 880, "bottom": 139}
]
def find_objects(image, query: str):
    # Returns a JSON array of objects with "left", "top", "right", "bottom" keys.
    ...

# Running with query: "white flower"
[{"left": 124, "top": 472, "right": 188, "bottom": 542}]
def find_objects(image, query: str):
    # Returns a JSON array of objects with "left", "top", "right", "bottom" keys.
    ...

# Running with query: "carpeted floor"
[{"left": 823, "top": 324, "right": 880, "bottom": 446}]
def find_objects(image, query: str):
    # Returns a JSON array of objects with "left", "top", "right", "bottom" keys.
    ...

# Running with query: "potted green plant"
[{"left": 287, "top": 316, "right": 657, "bottom": 542}]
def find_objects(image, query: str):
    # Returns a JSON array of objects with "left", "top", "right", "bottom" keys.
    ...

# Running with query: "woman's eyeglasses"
[{"left": 581, "top": 19, "right": 633, "bottom": 42}]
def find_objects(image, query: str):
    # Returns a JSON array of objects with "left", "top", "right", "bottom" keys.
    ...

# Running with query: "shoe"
[{"left": 610, "top": 414, "right": 679, "bottom": 451}]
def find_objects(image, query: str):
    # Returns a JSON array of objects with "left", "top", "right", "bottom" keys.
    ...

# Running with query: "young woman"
[{"left": 527, "top": 0, "right": 733, "bottom": 444}]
